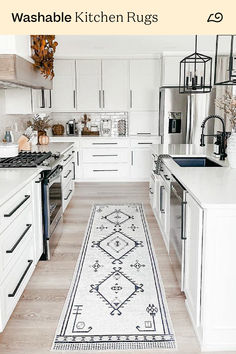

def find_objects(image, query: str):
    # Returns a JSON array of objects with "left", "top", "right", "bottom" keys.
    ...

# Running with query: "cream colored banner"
[{"left": 0, "top": 0, "right": 235, "bottom": 34}]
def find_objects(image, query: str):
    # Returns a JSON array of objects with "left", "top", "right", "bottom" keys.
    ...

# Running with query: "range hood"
[{"left": 0, "top": 54, "right": 52, "bottom": 90}]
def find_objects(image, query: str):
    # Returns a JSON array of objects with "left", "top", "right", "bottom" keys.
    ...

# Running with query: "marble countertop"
[
  {"left": 0, "top": 142, "right": 74, "bottom": 207},
  {"left": 152, "top": 144, "right": 236, "bottom": 208}
]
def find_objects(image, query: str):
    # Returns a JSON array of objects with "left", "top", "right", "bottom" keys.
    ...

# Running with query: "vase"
[
  {"left": 39, "top": 134, "right": 49, "bottom": 145},
  {"left": 227, "top": 128, "right": 236, "bottom": 168},
  {"left": 37, "top": 130, "right": 46, "bottom": 145}
]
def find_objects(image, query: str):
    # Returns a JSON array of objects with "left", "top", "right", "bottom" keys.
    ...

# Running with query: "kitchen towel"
[{"left": 52, "top": 204, "right": 176, "bottom": 351}]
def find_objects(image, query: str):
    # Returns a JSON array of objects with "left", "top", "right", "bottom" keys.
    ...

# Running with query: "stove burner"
[{"left": 0, "top": 151, "right": 52, "bottom": 168}]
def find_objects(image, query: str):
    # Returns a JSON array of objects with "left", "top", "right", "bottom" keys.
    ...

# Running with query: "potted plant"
[
  {"left": 215, "top": 89, "right": 236, "bottom": 167},
  {"left": 27, "top": 114, "right": 51, "bottom": 145}
]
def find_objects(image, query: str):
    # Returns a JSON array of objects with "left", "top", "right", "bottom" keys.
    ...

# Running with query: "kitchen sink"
[{"left": 173, "top": 157, "right": 222, "bottom": 167}]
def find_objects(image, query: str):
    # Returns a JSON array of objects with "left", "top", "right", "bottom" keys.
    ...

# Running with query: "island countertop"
[{"left": 152, "top": 144, "right": 236, "bottom": 208}]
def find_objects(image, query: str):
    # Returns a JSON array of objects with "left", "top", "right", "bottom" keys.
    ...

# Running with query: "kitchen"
[{"left": 0, "top": 34, "right": 236, "bottom": 353}]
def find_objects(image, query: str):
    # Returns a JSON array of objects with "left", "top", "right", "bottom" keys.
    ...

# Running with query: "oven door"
[{"left": 42, "top": 165, "right": 63, "bottom": 259}]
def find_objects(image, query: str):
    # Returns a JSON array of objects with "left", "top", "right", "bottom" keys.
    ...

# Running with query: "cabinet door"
[
  {"left": 76, "top": 60, "right": 102, "bottom": 111},
  {"left": 184, "top": 193, "right": 203, "bottom": 327},
  {"left": 129, "top": 111, "right": 158, "bottom": 135},
  {"left": 130, "top": 59, "right": 160, "bottom": 111},
  {"left": 131, "top": 148, "right": 152, "bottom": 180},
  {"left": 102, "top": 60, "right": 129, "bottom": 110},
  {"left": 162, "top": 56, "right": 183, "bottom": 86},
  {"left": 52, "top": 60, "right": 76, "bottom": 112}
]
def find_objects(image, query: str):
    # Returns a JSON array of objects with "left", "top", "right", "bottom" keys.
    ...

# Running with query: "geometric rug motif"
[{"left": 52, "top": 204, "right": 176, "bottom": 351}]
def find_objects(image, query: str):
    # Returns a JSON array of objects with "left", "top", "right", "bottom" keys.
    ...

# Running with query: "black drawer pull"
[
  {"left": 93, "top": 169, "right": 118, "bottom": 172},
  {"left": 64, "top": 189, "right": 73, "bottom": 201},
  {"left": 4, "top": 195, "right": 30, "bottom": 217},
  {"left": 64, "top": 170, "right": 72, "bottom": 178},
  {"left": 92, "top": 154, "right": 118, "bottom": 157},
  {"left": 35, "top": 177, "right": 44, "bottom": 183},
  {"left": 6, "top": 224, "right": 32, "bottom": 254},
  {"left": 8, "top": 260, "right": 33, "bottom": 297},
  {"left": 138, "top": 142, "right": 153, "bottom": 145},
  {"left": 164, "top": 174, "right": 170, "bottom": 181},
  {"left": 63, "top": 154, "right": 71, "bottom": 162},
  {"left": 92, "top": 143, "right": 118, "bottom": 145},
  {"left": 137, "top": 132, "right": 151, "bottom": 135}
]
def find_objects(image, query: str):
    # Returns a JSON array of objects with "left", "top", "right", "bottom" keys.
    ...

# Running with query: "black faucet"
[{"left": 200, "top": 115, "right": 227, "bottom": 160}]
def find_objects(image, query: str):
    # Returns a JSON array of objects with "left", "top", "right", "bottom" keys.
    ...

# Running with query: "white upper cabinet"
[
  {"left": 130, "top": 59, "right": 161, "bottom": 111},
  {"left": 52, "top": 59, "right": 76, "bottom": 112},
  {"left": 102, "top": 60, "right": 129, "bottom": 111},
  {"left": 32, "top": 89, "right": 52, "bottom": 113},
  {"left": 4, "top": 88, "right": 33, "bottom": 114},
  {"left": 161, "top": 56, "right": 183, "bottom": 87},
  {"left": 76, "top": 60, "right": 102, "bottom": 111}
]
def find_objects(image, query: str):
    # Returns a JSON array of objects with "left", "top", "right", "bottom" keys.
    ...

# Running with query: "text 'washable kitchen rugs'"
[{"left": 52, "top": 204, "right": 176, "bottom": 351}]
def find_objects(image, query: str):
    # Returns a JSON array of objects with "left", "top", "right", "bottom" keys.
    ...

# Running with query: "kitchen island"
[{"left": 151, "top": 144, "right": 236, "bottom": 352}]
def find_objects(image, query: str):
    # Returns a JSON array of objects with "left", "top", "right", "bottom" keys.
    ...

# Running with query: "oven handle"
[{"left": 44, "top": 165, "right": 63, "bottom": 185}]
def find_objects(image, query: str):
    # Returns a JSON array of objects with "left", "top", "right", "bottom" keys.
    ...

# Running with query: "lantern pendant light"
[
  {"left": 214, "top": 34, "right": 236, "bottom": 85},
  {"left": 179, "top": 35, "right": 212, "bottom": 94}
]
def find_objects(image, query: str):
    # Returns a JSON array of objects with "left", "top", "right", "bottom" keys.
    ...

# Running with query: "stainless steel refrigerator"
[{"left": 159, "top": 87, "right": 216, "bottom": 145}]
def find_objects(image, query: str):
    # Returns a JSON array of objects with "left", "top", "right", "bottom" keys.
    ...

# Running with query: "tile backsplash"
[{"left": 0, "top": 114, "right": 32, "bottom": 142}]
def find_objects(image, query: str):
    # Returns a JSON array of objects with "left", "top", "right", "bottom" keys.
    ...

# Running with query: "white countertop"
[
  {"left": 152, "top": 144, "right": 236, "bottom": 208},
  {"left": 0, "top": 142, "right": 74, "bottom": 207}
]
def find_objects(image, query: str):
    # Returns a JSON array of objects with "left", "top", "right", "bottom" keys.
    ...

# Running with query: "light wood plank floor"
[{"left": 0, "top": 183, "right": 230, "bottom": 354}]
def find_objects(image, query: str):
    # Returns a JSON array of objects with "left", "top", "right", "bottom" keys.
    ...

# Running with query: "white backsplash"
[{"left": 0, "top": 114, "right": 32, "bottom": 142}]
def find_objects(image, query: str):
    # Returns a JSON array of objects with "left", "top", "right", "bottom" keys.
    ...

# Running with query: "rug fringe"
[{"left": 52, "top": 341, "right": 176, "bottom": 351}]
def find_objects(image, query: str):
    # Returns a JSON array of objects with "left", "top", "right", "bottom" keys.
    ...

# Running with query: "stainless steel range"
[{"left": 0, "top": 151, "right": 64, "bottom": 260}]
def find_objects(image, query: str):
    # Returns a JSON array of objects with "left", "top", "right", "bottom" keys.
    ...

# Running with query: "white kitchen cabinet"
[
  {"left": 184, "top": 193, "right": 203, "bottom": 328},
  {"left": 102, "top": 60, "right": 129, "bottom": 111},
  {"left": 4, "top": 88, "right": 33, "bottom": 114},
  {"left": 161, "top": 56, "right": 183, "bottom": 86},
  {"left": 76, "top": 60, "right": 102, "bottom": 111},
  {"left": 32, "top": 175, "right": 43, "bottom": 262},
  {"left": 130, "top": 148, "right": 152, "bottom": 181},
  {"left": 32, "top": 89, "right": 52, "bottom": 113},
  {"left": 52, "top": 59, "right": 76, "bottom": 112},
  {"left": 130, "top": 59, "right": 161, "bottom": 111},
  {"left": 129, "top": 111, "right": 158, "bottom": 135}
]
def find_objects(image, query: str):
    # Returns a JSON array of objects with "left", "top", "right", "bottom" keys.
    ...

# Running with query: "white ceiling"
[{"left": 55, "top": 35, "right": 217, "bottom": 57}]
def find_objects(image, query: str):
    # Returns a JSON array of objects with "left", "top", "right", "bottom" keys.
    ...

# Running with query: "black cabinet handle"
[
  {"left": 35, "top": 176, "right": 44, "bottom": 183},
  {"left": 130, "top": 90, "right": 133, "bottom": 108},
  {"left": 63, "top": 154, "right": 72, "bottom": 162},
  {"left": 6, "top": 224, "right": 32, "bottom": 254},
  {"left": 164, "top": 174, "right": 170, "bottom": 181},
  {"left": 4, "top": 195, "right": 30, "bottom": 217},
  {"left": 64, "top": 170, "right": 72, "bottom": 179},
  {"left": 149, "top": 187, "right": 154, "bottom": 195},
  {"left": 137, "top": 132, "right": 151, "bottom": 135},
  {"left": 64, "top": 189, "right": 73, "bottom": 201},
  {"left": 138, "top": 142, "right": 153, "bottom": 145},
  {"left": 8, "top": 260, "right": 33, "bottom": 297},
  {"left": 40, "top": 88, "right": 45, "bottom": 109},
  {"left": 73, "top": 90, "right": 76, "bottom": 108},
  {"left": 49, "top": 90, "right": 52, "bottom": 108},
  {"left": 72, "top": 162, "right": 75, "bottom": 180}
]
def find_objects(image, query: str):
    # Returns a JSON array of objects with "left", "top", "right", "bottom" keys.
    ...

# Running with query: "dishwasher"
[{"left": 169, "top": 175, "right": 187, "bottom": 291}]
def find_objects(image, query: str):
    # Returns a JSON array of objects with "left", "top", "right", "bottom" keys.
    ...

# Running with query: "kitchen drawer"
[
  {"left": 63, "top": 179, "right": 74, "bottom": 212},
  {"left": 0, "top": 203, "right": 33, "bottom": 276},
  {"left": 0, "top": 238, "right": 35, "bottom": 332},
  {"left": 80, "top": 138, "right": 129, "bottom": 148},
  {"left": 62, "top": 146, "right": 75, "bottom": 167},
  {"left": 0, "top": 183, "right": 32, "bottom": 234},
  {"left": 130, "top": 137, "right": 160, "bottom": 148},
  {"left": 82, "top": 148, "right": 129, "bottom": 163},
  {"left": 62, "top": 160, "right": 74, "bottom": 189},
  {"left": 82, "top": 163, "right": 130, "bottom": 181}
]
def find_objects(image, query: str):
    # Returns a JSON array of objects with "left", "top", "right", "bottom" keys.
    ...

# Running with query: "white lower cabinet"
[{"left": 184, "top": 193, "right": 203, "bottom": 328}]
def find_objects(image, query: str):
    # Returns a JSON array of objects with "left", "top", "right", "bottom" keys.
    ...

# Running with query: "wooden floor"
[{"left": 0, "top": 183, "right": 229, "bottom": 354}]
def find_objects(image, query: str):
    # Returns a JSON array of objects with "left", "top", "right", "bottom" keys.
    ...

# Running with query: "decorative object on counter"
[
  {"left": 81, "top": 114, "right": 92, "bottom": 135},
  {"left": 215, "top": 90, "right": 236, "bottom": 167},
  {"left": 100, "top": 118, "right": 112, "bottom": 136},
  {"left": 39, "top": 134, "right": 50, "bottom": 145},
  {"left": 52, "top": 124, "right": 65, "bottom": 136},
  {"left": 214, "top": 35, "right": 236, "bottom": 85},
  {"left": 179, "top": 35, "right": 212, "bottom": 94},
  {"left": 52, "top": 204, "right": 175, "bottom": 351},
  {"left": 27, "top": 113, "right": 51, "bottom": 144},
  {"left": 31, "top": 35, "right": 58, "bottom": 79},
  {"left": 117, "top": 119, "right": 127, "bottom": 136},
  {"left": 18, "top": 135, "right": 31, "bottom": 151},
  {"left": 4, "top": 130, "right": 12, "bottom": 143},
  {"left": 0, "top": 143, "right": 18, "bottom": 158},
  {"left": 66, "top": 119, "right": 78, "bottom": 136}
]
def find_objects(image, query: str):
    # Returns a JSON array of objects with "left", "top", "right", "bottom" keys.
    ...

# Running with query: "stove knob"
[{"left": 42, "top": 160, "right": 49, "bottom": 166}]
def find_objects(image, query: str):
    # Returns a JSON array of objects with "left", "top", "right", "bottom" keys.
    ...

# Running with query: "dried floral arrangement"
[
  {"left": 31, "top": 35, "right": 58, "bottom": 79},
  {"left": 215, "top": 89, "right": 236, "bottom": 129},
  {"left": 27, "top": 114, "right": 51, "bottom": 132}
]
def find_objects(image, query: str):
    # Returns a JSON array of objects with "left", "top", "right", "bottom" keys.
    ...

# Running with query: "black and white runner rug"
[{"left": 52, "top": 204, "right": 176, "bottom": 351}]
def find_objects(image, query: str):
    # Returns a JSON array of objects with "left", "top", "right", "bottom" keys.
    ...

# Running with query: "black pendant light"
[
  {"left": 179, "top": 35, "right": 212, "bottom": 94},
  {"left": 214, "top": 35, "right": 236, "bottom": 85}
]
